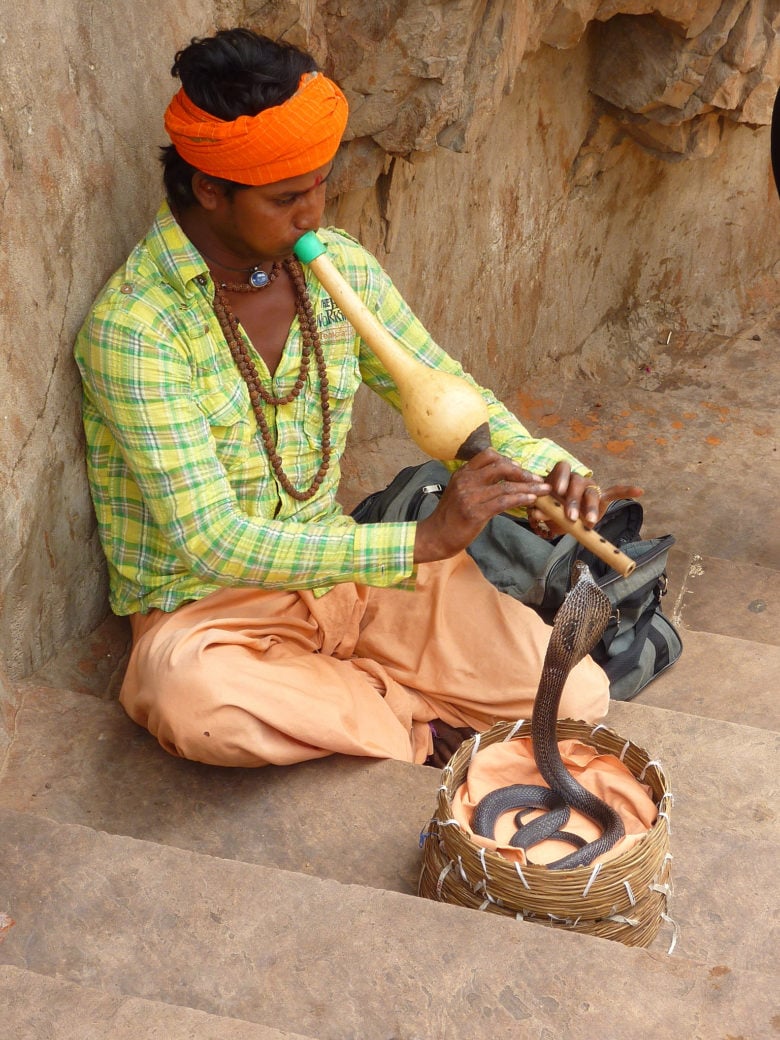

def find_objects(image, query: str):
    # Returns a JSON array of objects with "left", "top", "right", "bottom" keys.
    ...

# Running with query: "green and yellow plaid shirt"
[{"left": 74, "top": 202, "right": 586, "bottom": 616}]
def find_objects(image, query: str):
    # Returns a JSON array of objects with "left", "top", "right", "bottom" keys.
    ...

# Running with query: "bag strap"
[
  {"left": 599, "top": 605, "right": 657, "bottom": 678},
  {"left": 646, "top": 620, "right": 678, "bottom": 674},
  {"left": 598, "top": 587, "right": 659, "bottom": 656}
]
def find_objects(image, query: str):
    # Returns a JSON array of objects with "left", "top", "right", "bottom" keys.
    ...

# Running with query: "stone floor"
[{"left": 1, "top": 310, "right": 778, "bottom": 1038}]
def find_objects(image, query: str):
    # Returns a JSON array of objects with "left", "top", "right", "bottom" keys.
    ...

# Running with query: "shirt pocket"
[
  {"left": 193, "top": 374, "right": 251, "bottom": 467},
  {"left": 301, "top": 338, "right": 361, "bottom": 451}
]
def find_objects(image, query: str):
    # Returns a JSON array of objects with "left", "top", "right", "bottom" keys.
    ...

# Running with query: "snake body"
[
  {"left": 471, "top": 784, "right": 586, "bottom": 852},
  {"left": 472, "top": 562, "right": 625, "bottom": 870}
]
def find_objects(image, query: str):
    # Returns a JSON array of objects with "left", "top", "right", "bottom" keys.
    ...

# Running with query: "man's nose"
[{"left": 293, "top": 188, "right": 325, "bottom": 232}]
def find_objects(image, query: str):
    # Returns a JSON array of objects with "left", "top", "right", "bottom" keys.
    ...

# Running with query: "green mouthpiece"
[{"left": 293, "top": 231, "right": 327, "bottom": 264}]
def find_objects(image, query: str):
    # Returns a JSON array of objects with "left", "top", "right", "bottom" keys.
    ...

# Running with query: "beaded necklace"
[
  {"left": 198, "top": 248, "right": 283, "bottom": 290},
  {"left": 211, "top": 257, "right": 332, "bottom": 502}
]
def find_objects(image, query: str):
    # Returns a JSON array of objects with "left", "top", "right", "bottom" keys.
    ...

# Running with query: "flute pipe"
[
  {"left": 293, "top": 233, "right": 490, "bottom": 461},
  {"left": 514, "top": 497, "right": 635, "bottom": 575},
  {"left": 456, "top": 430, "right": 637, "bottom": 579},
  {"left": 293, "top": 231, "right": 636, "bottom": 577}
]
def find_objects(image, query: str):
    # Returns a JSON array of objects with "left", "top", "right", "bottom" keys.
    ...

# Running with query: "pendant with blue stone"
[{"left": 249, "top": 267, "right": 270, "bottom": 289}]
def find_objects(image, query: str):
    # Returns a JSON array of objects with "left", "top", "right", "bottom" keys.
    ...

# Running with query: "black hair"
[{"left": 160, "top": 28, "right": 319, "bottom": 209}]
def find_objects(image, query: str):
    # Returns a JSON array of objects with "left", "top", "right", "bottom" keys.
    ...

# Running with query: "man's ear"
[{"left": 191, "top": 172, "right": 225, "bottom": 211}]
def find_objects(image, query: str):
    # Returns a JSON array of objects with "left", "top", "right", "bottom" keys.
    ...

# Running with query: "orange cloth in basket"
[{"left": 454, "top": 736, "right": 658, "bottom": 867}]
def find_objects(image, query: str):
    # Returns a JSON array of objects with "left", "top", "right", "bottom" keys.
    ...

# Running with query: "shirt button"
[{"left": 119, "top": 283, "right": 134, "bottom": 294}]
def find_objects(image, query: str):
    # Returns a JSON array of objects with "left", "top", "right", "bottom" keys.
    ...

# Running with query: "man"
[{"left": 75, "top": 28, "right": 639, "bottom": 769}]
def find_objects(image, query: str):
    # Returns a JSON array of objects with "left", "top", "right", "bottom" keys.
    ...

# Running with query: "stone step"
[
  {"left": 634, "top": 626, "right": 780, "bottom": 731},
  {"left": 0, "top": 965, "right": 312, "bottom": 1040},
  {"left": 25, "top": 612, "right": 131, "bottom": 701},
  {"left": 665, "top": 548, "right": 778, "bottom": 647},
  {"left": 0, "top": 684, "right": 777, "bottom": 973},
  {"left": 0, "top": 809, "right": 775, "bottom": 1040}
]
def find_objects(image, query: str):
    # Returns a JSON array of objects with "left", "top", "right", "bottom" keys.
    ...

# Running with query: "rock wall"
[
  {"left": 1, "top": 0, "right": 778, "bottom": 682},
  {"left": 0, "top": 0, "right": 240, "bottom": 680},
  {"left": 263, "top": 0, "right": 780, "bottom": 448}
]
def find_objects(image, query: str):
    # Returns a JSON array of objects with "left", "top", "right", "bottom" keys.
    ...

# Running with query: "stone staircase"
[
  {"left": 1, "top": 577, "right": 778, "bottom": 1038},
  {"left": 1, "top": 317, "right": 778, "bottom": 1038}
]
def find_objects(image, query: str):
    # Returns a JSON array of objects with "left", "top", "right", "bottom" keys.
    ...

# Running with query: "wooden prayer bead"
[{"left": 211, "top": 257, "right": 332, "bottom": 501}]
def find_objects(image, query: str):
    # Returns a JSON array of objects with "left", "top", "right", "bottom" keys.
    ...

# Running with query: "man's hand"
[
  {"left": 527, "top": 460, "right": 644, "bottom": 539},
  {"left": 413, "top": 449, "right": 551, "bottom": 563}
]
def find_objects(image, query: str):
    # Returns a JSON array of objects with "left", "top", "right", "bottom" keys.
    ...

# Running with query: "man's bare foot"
[{"left": 425, "top": 718, "right": 477, "bottom": 768}]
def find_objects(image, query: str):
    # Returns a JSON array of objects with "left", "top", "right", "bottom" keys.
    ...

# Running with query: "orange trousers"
[{"left": 120, "top": 551, "right": 610, "bottom": 768}]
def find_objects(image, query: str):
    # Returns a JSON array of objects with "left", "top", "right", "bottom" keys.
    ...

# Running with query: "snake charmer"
[{"left": 74, "top": 27, "right": 643, "bottom": 769}]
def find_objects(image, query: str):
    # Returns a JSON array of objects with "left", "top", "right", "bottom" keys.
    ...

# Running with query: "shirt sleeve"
[{"left": 76, "top": 298, "right": 417, "bottom": 593}]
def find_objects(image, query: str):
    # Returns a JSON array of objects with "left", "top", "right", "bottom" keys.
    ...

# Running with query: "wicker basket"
[{"left": 418, "top": 718, "right": 673, "bottom": 948}]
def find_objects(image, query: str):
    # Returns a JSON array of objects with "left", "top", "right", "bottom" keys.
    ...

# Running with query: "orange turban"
[{"left": 164, "top": 71, "right": 348, "bottom": 186}]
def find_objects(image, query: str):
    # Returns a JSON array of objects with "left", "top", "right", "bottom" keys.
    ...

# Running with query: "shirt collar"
[{"left": 145, "top": 199, "right": 211, "bottom": 298}]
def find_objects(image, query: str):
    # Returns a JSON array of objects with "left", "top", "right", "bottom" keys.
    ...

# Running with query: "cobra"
[{"left": 471, "top": 562, "right": 625, "bottom": 870}]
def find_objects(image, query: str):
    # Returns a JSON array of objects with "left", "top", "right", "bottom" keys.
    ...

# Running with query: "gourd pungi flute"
[{"left": 293, "top": 231, "right": 635, "bottom": 577}]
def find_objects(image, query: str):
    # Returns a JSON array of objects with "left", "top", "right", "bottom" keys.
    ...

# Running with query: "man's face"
[{"left": 212, "top": 162, "right": 333, "bottom": 262}]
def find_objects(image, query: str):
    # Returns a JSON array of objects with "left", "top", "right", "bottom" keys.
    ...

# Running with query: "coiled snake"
[{"left": 472, "top": 562, "right": 625, "bottom": 870}]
